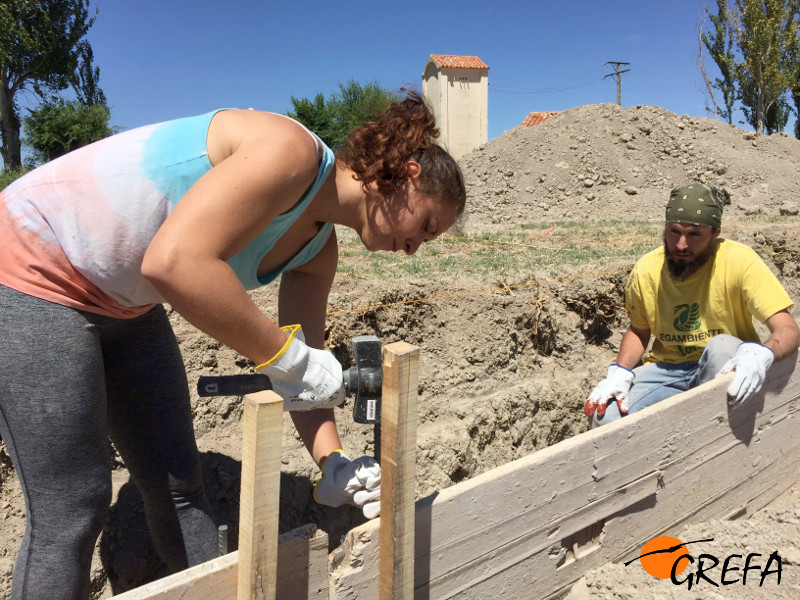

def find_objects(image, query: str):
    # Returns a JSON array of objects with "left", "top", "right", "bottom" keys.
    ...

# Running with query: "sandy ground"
[{"left": 0, "top": 103, "right": 799, "bottom": 597}]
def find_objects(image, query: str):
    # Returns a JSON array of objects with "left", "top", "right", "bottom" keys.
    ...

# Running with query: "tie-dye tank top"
[{"left": 0, "top": 109, "right": 334, "bottom": 318}]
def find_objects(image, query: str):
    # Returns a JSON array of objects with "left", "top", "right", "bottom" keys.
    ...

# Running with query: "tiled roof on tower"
[{"left": 427, "top": 55, "right": 489, "bottom": 70}]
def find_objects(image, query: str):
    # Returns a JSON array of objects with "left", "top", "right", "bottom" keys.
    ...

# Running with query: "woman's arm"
[
  {"left": 278, "top": 230, "right": 344, "bottom": 466},
  {"left": 142, "top": 112, "right": 320, "bottom": 366}
]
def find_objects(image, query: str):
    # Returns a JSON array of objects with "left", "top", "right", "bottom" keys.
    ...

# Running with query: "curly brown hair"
[{"left": 337, "top": 89, "right": 466, "bottom": 215}]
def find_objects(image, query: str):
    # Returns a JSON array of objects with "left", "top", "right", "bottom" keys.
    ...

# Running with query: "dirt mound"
[
  {"left": 1, "top": 103, "right": 799, "bottom": 597},
  {"left": 460, "top": 103, "right": 800, "bottom": 229}
]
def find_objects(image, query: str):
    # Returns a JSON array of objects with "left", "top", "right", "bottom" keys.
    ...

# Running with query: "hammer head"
[{"left": 342, "top": 335, "right": 382, "bottom": 424}]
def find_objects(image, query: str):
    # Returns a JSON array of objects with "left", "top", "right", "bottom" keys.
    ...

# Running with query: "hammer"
[{"left": 197, "top": 335, "right": 383, "bottom": 458}]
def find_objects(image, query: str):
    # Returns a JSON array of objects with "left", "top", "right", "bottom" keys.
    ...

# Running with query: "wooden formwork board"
[
  {"left": 110, "top": 524, "right": 328, "bottom": 600},
  {"left": 331, "top": 353, "right": 800, "bottom": 600}
]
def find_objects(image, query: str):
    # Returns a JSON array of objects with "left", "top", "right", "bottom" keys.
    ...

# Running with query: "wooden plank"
[
  {"left": 111, "top": 524, "right": 328, "bottom": 600},
  {"left": 446, "top": 356, "right": 800, "bottom": 600},
  {"left": 419, "top": 472, "right": 661, "bottom": 599},
  {"left": 331, "top": 353, "right": 800, "bottom": 600},
  {"left": 110, "top": 552, "right": 237, "bottom": 600},
  {"left": 237, "top": 390, "right": 283, "bottom": 600},
  {"left": 276, "top": 525, "right": 329, "bottom": 599},
  {"left": 451, "top": 384, "right": 800, "bottom": 599},
  {"left": 379, "top": 342, "right": 419, "bottom": 600}
]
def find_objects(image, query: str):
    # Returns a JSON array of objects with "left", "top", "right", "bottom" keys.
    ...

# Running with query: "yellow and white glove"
[
  {"left": 584, "top": 363, "right": 635, "bottom": 418},
  {"left": 716, "top": 342, "right": 774, "bottom": 406},
  {"left": 256, "top": 325, "right": 345, "bottom": 411},
  {"left": 314, "top": 450, "right": 381, "bottom": 519}
]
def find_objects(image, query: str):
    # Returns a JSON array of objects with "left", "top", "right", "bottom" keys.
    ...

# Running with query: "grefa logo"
[
  {"left": 626, "top": 535, "right": 782, "bottom": 591},
  {"left": 673, "top": 303, "right": 701, "bottom": 332}
]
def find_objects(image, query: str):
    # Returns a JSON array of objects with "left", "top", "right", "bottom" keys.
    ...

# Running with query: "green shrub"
[{"left": 0, "top": 166, "right": 31, "bottom": 191}]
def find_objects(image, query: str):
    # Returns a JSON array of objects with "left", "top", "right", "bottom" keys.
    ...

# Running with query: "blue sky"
[{"left": 19, "top": 1, "right": 781, "bottom": 142}]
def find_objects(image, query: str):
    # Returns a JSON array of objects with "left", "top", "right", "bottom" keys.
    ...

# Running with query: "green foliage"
[
  {"left": 72, "top": 41, "right": 106, "bottom": 106},
  {"left": 702, "top": 0, "right": 800, "bottom": 135},
  {"left": 23, "top": 99, "right": 117, "bottom": 165},
  {"left": 0, "top": 165, "right": 31, "bottom": 191},
  {"left": 791, "top": 27, "right": 800, "bottom": 138},
  {"left": 288, "top": 93, "right": 335, "bottom": 146},
  {"left": 0, "top": 0, "right": 100, "bottom": 169},
  {"left": 288, "top": 80, "right": 401, "bottom": 150},
  {"left": 741, "top": 90, "right": 791, "bottom": 133},
  {"left": 794, "top": 86, "right": 800, "bottom": 137},
  {"left": 732, "top": 0, "right": 799, "bottom": 134},
  {"left": 702, "top": 0, "right": 736, "bottom": 123}
]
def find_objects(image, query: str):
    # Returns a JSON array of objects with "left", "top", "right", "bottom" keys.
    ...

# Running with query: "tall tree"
[
  {"left": 790, "top": 22, "right": 800, "bottom": 137},
  {"left": 72, "top": 41, "right": 106, "bottom": 107},
  {"left": 729, "top": 0, "right": 799, "bottom": 135},
  {"left": 741, "top": 82, "right": 792, "bottom": 133},
  {"left": 702, "top": 0, "right": 737, "bottom": 124},
  {"left": 0, "top": 0, "right": 99, "bottom": 169},
  {"left": 289, "top": 80, "right": 401, "bottom": 150},
  {"left": 794, "top": 86, "right": 800, "bottom": 137}
]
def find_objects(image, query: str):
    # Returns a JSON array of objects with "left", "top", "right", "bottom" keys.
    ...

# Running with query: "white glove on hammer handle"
[{"left": 256, "top": 324, "right": 345, "bottom": 411}]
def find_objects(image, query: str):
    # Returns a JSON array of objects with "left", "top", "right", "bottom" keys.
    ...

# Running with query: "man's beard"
[{"left": 664, "top": 234, "right": 719, "bottom": 280}]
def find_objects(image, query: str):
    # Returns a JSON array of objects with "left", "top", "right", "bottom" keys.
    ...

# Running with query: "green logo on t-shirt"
[{"left": 673, "top": 303, "right": 701, "bottom": 332}]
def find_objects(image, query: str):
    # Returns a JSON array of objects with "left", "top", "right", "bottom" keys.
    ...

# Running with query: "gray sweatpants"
[{"left": 0, "top": 285, "right": 218, "bottom": 599}]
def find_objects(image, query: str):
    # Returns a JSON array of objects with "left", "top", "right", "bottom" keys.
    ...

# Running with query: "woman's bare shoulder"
[{"left": 206, "top": 109, "right": 319, "bottom": 167}]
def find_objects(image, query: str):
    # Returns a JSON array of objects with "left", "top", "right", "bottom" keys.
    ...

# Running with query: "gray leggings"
[{"left": 0, "top": 285, "right": 218, "bottom": 599}]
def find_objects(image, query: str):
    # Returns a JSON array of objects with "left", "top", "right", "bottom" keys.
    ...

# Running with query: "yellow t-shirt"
[{"left": 626, "top": 239, "right": 793, "bottom": 364}]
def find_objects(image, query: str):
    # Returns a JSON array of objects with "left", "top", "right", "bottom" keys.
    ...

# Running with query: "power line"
[{"left": 491, "top": 80, "right": 603, "bottom": 95}]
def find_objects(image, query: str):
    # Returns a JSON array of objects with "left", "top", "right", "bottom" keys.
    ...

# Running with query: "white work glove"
[
  {"left": 255, "top": 324, "right": 345, "bottom": 411},
  {"left": 314, "top": 450, "right": 381, "bottom": 519},
  {"left": 584, "top": 363, "right": 635, "bottom": 418},
  {"left": 716, "top": 342, "right": 774, "bottom": 407}
]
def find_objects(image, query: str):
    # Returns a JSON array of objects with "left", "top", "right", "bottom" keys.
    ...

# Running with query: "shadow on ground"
[{"left": 100, "top": 450, "right": 369, "bottom": 593}]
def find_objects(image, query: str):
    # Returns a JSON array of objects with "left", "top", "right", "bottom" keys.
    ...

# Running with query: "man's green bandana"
[{"left": 666, "top": 182, "right": 729, "bottom": 228}]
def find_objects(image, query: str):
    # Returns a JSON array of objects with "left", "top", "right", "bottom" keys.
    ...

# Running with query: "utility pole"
[{"left": 604, "top": 61, "right": 630, "bottom": 106}]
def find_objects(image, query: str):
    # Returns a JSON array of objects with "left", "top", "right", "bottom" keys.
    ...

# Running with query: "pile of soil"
[
  {"left": 0, "top": 103, "right": 798, "bottom": 597},
  {"left": 460, "top": 103, "right": 800, "bottom": 230}
]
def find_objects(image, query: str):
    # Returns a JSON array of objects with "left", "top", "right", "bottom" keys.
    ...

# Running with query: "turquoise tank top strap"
[{"left": 225, "top": 130, "right": 336, "bottom": 289}]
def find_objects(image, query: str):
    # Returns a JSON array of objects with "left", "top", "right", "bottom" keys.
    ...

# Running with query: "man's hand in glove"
[
  {"left": 716, "top": 342, "right": 774, "bottom": 407},
  {"left": 584, "top": 363, "right": 635, "bottom": 418},
  {"left": 256, "top": 324, "right": 345, "bottom": 411},
  {"left": 314, "top": 450, "right": 381, "bottom": 519}
]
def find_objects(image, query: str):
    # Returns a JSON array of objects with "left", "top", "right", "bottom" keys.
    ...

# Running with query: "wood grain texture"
[
  {"left": 333, "top": 353, "right": 799, "bottom": 600},
  {"left": 379, "top": 342, "right": 420, "bottom": 600},
  {"left": 110, "top": 524, "right": 328, "bottom": 600},
  {"left": 237, "top": 390, "right": 283, "bottom": 600}
]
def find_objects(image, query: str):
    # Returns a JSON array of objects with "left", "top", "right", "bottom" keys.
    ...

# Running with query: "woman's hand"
[
  {"left": 314, "top": 451, "right": 381, "bottom": 519},
  {"left": 256, "top": 325, "right": 345, "bottom": 411}
]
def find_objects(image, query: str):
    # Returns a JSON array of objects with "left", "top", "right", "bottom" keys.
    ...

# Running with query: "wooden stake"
[
  {"left": 379, "top": 342, "right": 419, "bottom": 600},
  {"left": 237, "top": 390, "right": 283, "bottom": 600}
]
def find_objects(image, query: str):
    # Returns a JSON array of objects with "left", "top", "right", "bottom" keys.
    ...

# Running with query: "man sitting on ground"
[{"left": 584, "top": 182, "right": 799, "bottom": 427}]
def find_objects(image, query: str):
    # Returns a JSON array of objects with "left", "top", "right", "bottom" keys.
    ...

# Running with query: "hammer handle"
[{"left": 197, "top": 374, "right": 272, "bottom": 397}]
